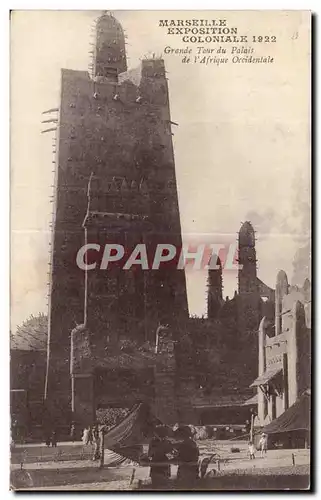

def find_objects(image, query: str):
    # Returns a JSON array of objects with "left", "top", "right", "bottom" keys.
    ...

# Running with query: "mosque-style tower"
[{"left": 45, "top": 12, "right": 188, "bottom": 420}]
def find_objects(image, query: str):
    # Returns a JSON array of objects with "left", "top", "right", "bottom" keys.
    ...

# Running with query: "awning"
[
  {"left": 262, "top": 390, "right": 310, "bottom": 434},
  {"left": 193, "top": 393, "right": 253, "bottom": 408},
  {"left": 250, "top": 365, "right": 282, "bottom": 387},
  {"left": 242, "top": 394, "right": 258, "bottom": 406}
]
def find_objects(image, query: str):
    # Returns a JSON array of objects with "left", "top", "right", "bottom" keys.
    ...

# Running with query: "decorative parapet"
[{"left": 92, "top": 341, "right": 157, "bottom": 371}]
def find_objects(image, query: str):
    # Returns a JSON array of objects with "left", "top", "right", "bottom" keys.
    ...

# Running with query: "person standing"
[
  {"left": 174, "top": 426, "right": 200, "bottom": 487},
  {"left": 259, "top": 433, "right": 268, "bottom": 457},
  {"left": 245, "top": 419, "right": 251, "bottom": 437},
  {"left": 45, "top": 431, "right": 51, "bottom": 447},
  {"left": 82, "top": 426, "right": 90, "bottom": 445},
  {"left": 70, "top": 422, "right": 76, "bottom": 442},
  {"left": 92, "top": 425, "right": 101, "bottom": 461},
  {"left": 148, "top": 425, "right": 172, "bottom": 489},
  {"left": 51, "top": 428, "right": 58, "bottom": 447},
  {"left": 88, "top": 426, "right": 93, "bottom": 445},
  {"left": 11, "top": 419, "right": 18, "bottom": 446}
]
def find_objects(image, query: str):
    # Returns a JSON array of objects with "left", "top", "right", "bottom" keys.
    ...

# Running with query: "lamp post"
[{"left": 99, "top": 428, "right": 105, "bottom": 468}]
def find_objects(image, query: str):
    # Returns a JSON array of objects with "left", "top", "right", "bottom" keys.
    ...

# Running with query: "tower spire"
[{"left": 93, "top": 13, "right": 127, "bottom": 82}]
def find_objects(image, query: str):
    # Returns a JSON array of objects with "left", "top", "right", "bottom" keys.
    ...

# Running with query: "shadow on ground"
[
  {"left": 10, "top": 466, "right": 132, "bottom": 490},
  {"left": 11, "top": 465, "right": 310, "bottom": 491},
  {"left": 137, "top": 466, "right": 310, "bottom": 491}
]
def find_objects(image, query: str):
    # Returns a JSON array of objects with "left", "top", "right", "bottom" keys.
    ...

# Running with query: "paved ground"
[{"left": 10, "top": 440, "right": 310, "bottom": 491}]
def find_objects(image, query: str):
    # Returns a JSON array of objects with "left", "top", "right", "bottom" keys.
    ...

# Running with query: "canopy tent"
[
  {"left": 262, "top": 390, "right": 311, "bottom": 434},
  {"left": 103, "top": 402, "right": 162, "bottom": 463}
]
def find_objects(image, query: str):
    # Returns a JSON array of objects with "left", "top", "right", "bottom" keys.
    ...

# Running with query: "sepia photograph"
[{"left": 10, "top": 9, "right": 311, "bottom": 491}]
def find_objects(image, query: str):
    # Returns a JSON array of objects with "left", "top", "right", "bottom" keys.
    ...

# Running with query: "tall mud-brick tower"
[{"left": 46, "top": 13, "right": 188, "bottom": 421}]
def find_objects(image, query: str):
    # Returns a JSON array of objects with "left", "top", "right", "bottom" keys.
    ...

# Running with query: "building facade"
[
  {"left": 45, "top": 13, "right": 188, "bottom": 423},
  {"left": 251, "top": 270, "right": 311, "bottom": 426},
  {"left": 45, "top": 13, "right": 277, "bottom": 427}
]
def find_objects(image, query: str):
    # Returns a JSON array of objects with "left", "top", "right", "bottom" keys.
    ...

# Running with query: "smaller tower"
[
  {"left": 238, "top": 221, "right": 257, "bottom": 295},
  {"left": 237, "top": 221, "right": 261, "bottom": 345},
  {"left": 94, "top": 13, "right": 127, "bottom": 82},
  {"left": 275, "top": 270, "right": 288, "bottom": 336},
  {"left": 207, "top": 255, "right": 223, "bottom": 320}
]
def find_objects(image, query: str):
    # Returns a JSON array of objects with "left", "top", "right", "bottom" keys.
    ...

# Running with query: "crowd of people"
[
  {"left": 72, "top": 421, "right": 201, "bottom": 487},
  {"left": 147, "top": 424, "right": 269, "bottom": 487},
  {"left": 147, "top": 424, "right": 200, "bottom": 488},
  {"left": 38, "top": 417, "right": 269, "bottom": 488}
]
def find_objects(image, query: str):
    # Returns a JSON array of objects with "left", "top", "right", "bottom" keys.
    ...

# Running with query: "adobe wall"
[
  {"left": 256, "top": 271, "right": 311, "bottom": 424},
  {"left": 47, "top": 59, "right": 188, "bottom": 408}
]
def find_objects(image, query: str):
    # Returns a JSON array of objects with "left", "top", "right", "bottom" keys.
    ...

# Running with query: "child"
[{"left": 248, "top": 441, "right": 255, "bottom": 460}]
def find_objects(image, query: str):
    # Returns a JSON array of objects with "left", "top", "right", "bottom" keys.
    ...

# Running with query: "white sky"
[{"left": 10, "top": 10, "right": 311, "bottom": 331}]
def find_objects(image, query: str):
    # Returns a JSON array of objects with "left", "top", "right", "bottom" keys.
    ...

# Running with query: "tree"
[{"left": 11, "top": 313, "right": 48, "bottom": 351}]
